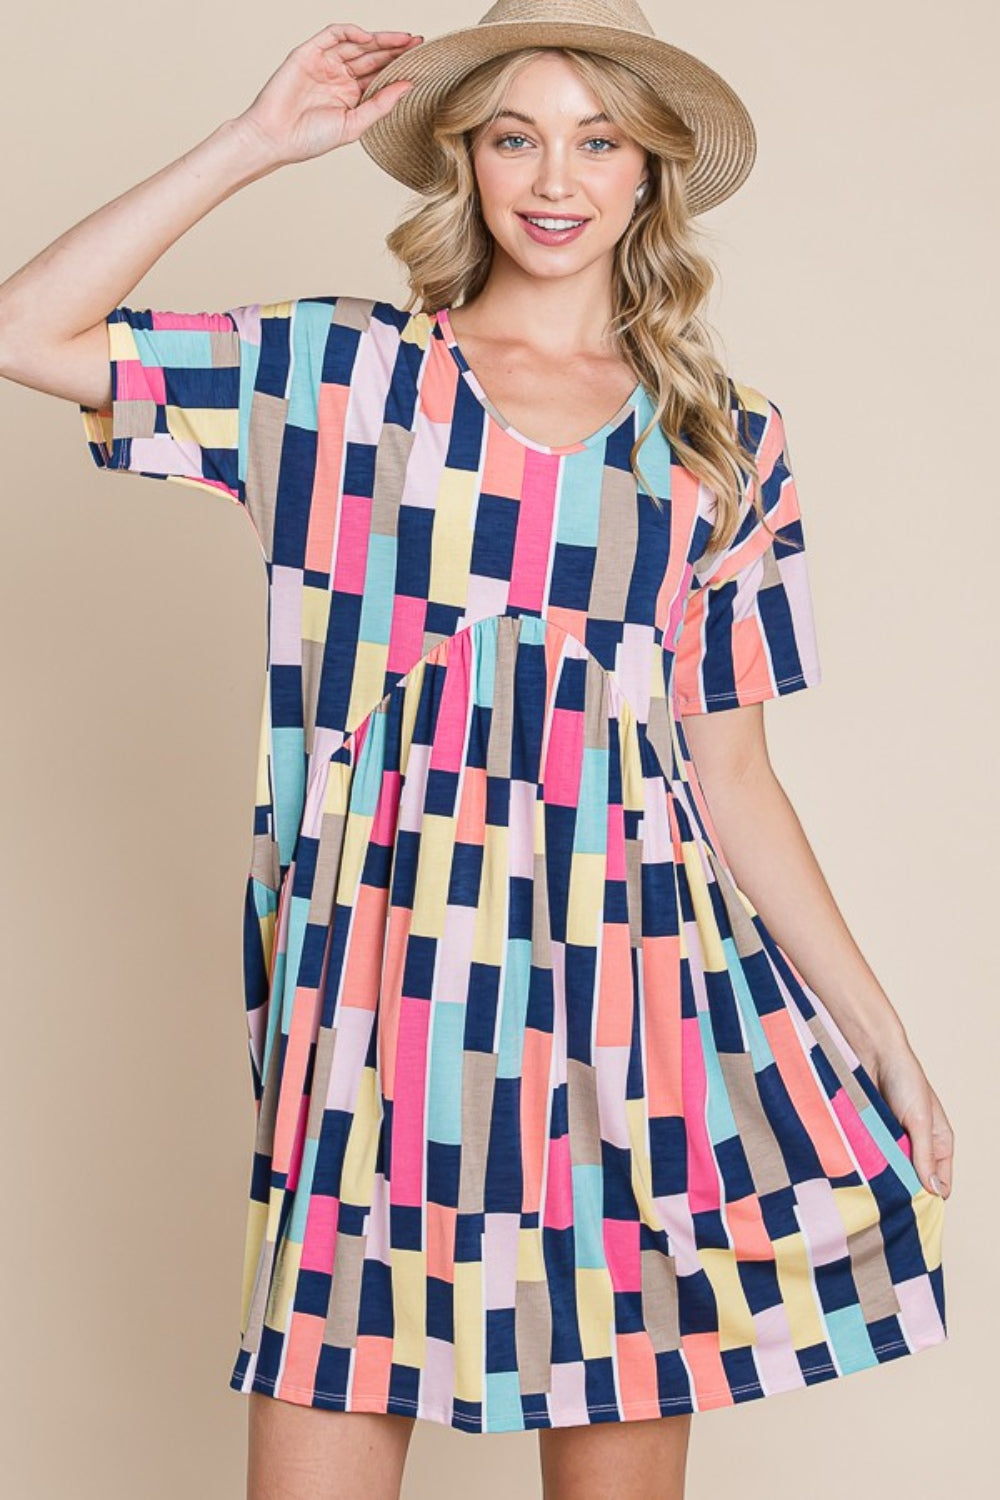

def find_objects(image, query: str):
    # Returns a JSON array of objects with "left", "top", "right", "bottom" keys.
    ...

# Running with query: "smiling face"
[{"left": 469, "top": 51, "right": 650, "bottom": 282}]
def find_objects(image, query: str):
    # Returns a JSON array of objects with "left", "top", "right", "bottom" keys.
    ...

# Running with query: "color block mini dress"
[{"left": 80, "top": 294, "right": 948, "bottom": 1434}]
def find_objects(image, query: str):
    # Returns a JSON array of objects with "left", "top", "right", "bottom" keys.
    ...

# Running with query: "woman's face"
[{"left": 470, "top": 51, "right": 649, "bottom": 282}]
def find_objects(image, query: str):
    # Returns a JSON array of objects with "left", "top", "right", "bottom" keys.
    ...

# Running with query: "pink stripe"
[
  {"left": 429, "top": 628, "right": 470, "bottom": 771},
  {"left": 272, "top": 987, "right": 320, "bottom": 1178},
  {"left": 831, "top": 1090, "right": 892, "bottom": 1181},
  {"left": 595, "top": 1045, "right": 631, "bottom": 1150},
  {"left": 332, "top": 495, "right": 373, "bottom": 594},
  {"left": 271, "top": 564, "right": 304, "bottom": 667},
  {"left": 436, "top": 908, "right": 476, "bottom": 1003},
  {"left": 386, "top": 592, "right": 427, "bottom": 677},
  {"left": 895, "top": 1269, "right": 947, "bottom": 1348},
  {"left": 483, "top": 1212, "right": 520, "bottom": 1309},
  {"left": 324, "top": 1005, "right": 375, "bottom": 1113},
  {"left": 370, "top": 768, "right": 402, "bottom": 847},
  {"left": 543, "top": 1133, "right": 573, "bottom": 1229},
  {"left": 641, "top": 778, "right": 673, "bottom": 862},
  {"left": 544, "top": 706, "right": 583, "bottom": 805},
  {"left": 126, "top": 434, "right": 201, "bottom": 480},
  {"left": 793, "top": 1177, "right": 849, "bottom": 1265},
  {"left": 119, "top": 359, "right": 166, "bottom": 404},
  {"left": 781, "top": 552, "right": 822, "bottom": 681},
  {"left": 683, "top": 921, "right": 711, "bottom": 1014},
  {"left": 507, "top": 778, "right": 536, "bottom": 881},
  {"left": 281, "top": 1313, "right": 325, "bottom": 1400},
  {"left": 521, "top": 1027, "right": 552, "bottom": 1215},
  {"left": 550, "top": 947, "right": 568, "bottom": 1087},
  {"left": 397, "top": 742, "right": 432, "bottom": 833},
  {"left": 423, "top": 1336, "right": 456, "bottom": 1418},
  {"left": 352, "top": 319, "right": 401, "bottom": 446},
  {"left": 604, "top": 1216, "right": 641, "bottom": 1292},
  {"left": 308, "top": 380, "right": 349, "bottom": 576},
  {"left": 229, "top": 303, "right": 262, "bottom": 347},
  {"left": 606, "top": 799, "right": 626, "bottom": 880},
  {"left": 301, "top": 1194, "right": 339, "bottom": 1273},
  {"left": 754, "top": 405, "right": 784, "bottom": 479},
  {"left": 285, "top": 1084, "right": 311, "bottom": 1193},
  {"left": 752, "top": 1304, "right": 803, "bottom": 1394},
  {"left": 150, "top": 309, "right": 234, "bottom": 332},
  {"left": 508, "top": 449, "right": 558, "bottom": 609},
  {"left": 549, "top": 1359, "right": 589, "bottom": 1426},
  {"left": 402, "top": 406, "right": 452, "bottom": 507},
  {"left": 390, "top": 995, "right": 431, "bottom": 1206},
  {"left": 682, "top": 1013, "right": 719, "bottom": 1212}
]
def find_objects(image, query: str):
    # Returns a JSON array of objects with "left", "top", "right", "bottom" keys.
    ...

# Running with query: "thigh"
[
  {"left": 247, "top": 1392, "right": 416, "bottom": 1500},
  {"left": 538, "top": 1413, "right": 692, "bottom": 1500}
]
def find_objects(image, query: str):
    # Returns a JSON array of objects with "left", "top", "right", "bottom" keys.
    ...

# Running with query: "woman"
[{"left": 0, "top": 4, "right": 954, "bottom": 1497}]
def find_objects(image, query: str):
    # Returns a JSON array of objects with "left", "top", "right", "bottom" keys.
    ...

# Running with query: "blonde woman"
[{"left": 0, "top": 5, "right": 953, "bottom": 1497}]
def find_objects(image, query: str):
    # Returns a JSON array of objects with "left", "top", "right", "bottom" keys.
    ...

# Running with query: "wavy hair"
[{"left": 383, "top": 46, "right": 785, "bottom": 562}]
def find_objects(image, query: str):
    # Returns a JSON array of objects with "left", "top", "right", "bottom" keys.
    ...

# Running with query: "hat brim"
[{"left": 356, "top": 20, "right": 756, "bottom": 215}]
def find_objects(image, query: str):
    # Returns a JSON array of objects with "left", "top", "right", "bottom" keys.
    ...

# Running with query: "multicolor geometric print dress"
[{"left": 80, "top": 294, "right": 948, "bottom": 1434}]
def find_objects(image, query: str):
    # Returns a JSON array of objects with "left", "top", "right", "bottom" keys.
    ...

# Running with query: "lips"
[{"left": 516, "top": 212, "right": 590, "bottom": 245}]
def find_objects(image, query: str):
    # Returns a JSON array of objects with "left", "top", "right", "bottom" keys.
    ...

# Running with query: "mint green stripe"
[
  {"left": 575, "top": 746, "right": 609, "bottom": 853},
  {"left": 472, "top": 615, "right": 498, "bottom": 706},
  {"left": 485, "top": 1371, "right": 526, "bottom": 1431},
  {"left": 135, "top": 327, "right": 214, "bottom": 367},
  {"left": 860, "top": 1103, "right": 922, "bottom": 1195},
  {"left": 572, "top": 1163, "right": 606, "bottom": 1268},
  {"left": 273, "top": 726, "right": 306, "bottom": 868},
  {"left": 426, "top": 1001, "right": 466, "bottom": 1144},
  {"left": 497, "top": 939, "right": 531, "bottom": 1077},
  {"left": 359, "top": 534, "right": 398, "bottom": 645},
  {"left": 288, "top": 1137, "right": 319, "bottom": 1243},
  {"left": 825, "top": 1304, "right": 878, "bottom": 1374},
  {"left": 558, "top": 446, "right": 605, "bottom": 544},
  {"left": 288, "top": 301, "right": 333, "bottom": 430},
  {"left": 698, "top": 1009, "right": 739, "bottom": 1143}
]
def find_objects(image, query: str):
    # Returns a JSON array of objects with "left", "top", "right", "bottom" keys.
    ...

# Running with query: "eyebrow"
[{"left": 491, "top": 108, "right": 613, "bottom": 128}]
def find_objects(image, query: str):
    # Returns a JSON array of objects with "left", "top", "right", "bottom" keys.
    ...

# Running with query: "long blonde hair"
[{"left": 382, "top": 46, "right": 782, "bottom": 562}]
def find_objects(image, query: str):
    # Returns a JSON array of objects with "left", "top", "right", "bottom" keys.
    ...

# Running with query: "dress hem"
[{"left": 227, "top": 1330, "right": 948, "bottom": 1434}]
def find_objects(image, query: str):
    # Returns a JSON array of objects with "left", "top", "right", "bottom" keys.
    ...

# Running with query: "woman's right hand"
[{"left": 236, "top": 21, "right": 424, "bottom": 168}]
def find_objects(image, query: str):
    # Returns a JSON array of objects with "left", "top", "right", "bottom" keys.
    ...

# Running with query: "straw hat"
[{"left": 358, "top": 0, "right": 757, "bottom": 216}]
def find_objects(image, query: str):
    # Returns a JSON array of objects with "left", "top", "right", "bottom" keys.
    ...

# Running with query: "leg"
[
  {"left": 246, "top": 1392, "right": 416, "bottom": 1500},
  {"left": 538, "top": 1412, "right": 692, "bottom": 1500}
]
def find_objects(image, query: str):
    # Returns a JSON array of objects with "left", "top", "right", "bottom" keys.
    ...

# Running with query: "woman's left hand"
[{"left": 866, "top": 1037, "right": 955, "bottom": 1199}]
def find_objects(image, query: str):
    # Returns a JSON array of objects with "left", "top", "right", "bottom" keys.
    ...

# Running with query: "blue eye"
[{"left": 495, "top": 134, "right": 619, "bottom": 153}]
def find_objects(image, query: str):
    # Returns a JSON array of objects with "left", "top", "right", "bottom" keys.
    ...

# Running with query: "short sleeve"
[
  {"left": 79, "top": 303, "right": 264, "bottom": 511},
  {"left": 673, "top": 392, "right": 823, "bottom": 714}
]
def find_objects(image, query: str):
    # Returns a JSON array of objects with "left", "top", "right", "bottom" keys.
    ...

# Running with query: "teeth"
[{"left": 525, "top": 216, "right": 585, "bottom": 229}]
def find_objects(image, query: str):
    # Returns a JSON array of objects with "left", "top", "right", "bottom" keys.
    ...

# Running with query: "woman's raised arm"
[{"left": 0, "top": 21, "right": 421, "bottom": 409}]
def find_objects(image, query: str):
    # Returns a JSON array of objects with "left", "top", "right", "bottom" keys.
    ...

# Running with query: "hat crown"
[{"left": 477, "top": 0, "right": 655, "bottom": 37}]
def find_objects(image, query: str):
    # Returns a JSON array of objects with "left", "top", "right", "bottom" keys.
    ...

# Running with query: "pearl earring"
[{"left": 630, "top": 181, "right": 649, "bottom": 221}]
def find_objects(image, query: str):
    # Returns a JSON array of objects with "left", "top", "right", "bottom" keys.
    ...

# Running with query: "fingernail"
[{"left": 930, "top": 1173, "right": 943, "bottom": 1195}]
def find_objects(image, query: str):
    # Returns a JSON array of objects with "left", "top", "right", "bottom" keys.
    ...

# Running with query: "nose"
[{"left": 531, "top": 143, "right": 579, "bottom": 200}]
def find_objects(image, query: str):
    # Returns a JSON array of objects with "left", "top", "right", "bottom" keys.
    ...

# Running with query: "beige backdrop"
[{"left": 1, "top": 2, "right": 994, "bottom": 1495}]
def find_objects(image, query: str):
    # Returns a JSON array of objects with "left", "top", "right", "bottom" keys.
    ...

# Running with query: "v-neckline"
[{"left": 433, "top": 306, "right": 643, "bottom": 457}]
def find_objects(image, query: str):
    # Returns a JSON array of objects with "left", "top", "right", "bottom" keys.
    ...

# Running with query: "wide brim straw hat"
[{"left": 358, "top": 0, "right": 757, "bottom": 216}]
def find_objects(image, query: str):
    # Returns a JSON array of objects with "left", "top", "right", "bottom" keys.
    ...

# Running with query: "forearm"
[
  {"left": 0, "top": 115, "right": 280, "bottom": 352},
  {"left": 696, "top": 760, "right": 908, "bottom": 1069}
]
